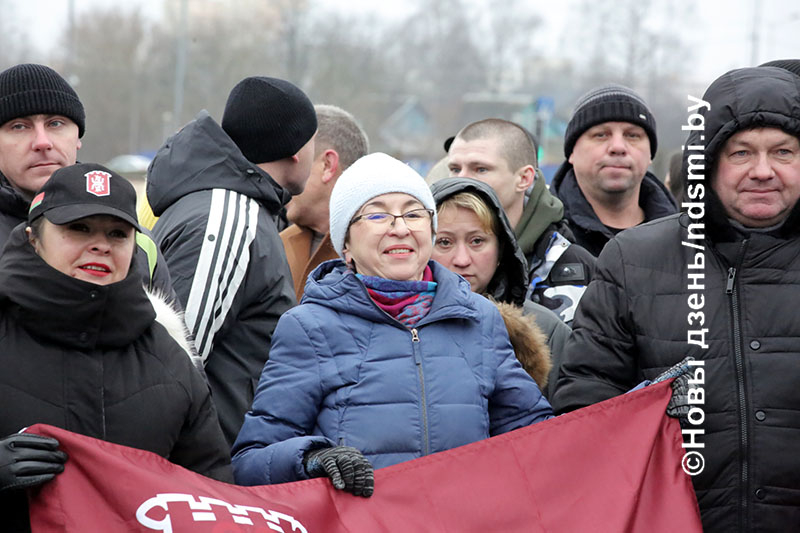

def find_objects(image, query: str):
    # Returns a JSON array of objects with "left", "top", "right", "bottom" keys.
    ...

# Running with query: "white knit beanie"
[{"left": 329, "top": 152, "right": 438, "bottom": 257}]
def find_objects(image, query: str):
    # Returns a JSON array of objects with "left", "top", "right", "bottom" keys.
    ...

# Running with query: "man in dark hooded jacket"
[
  {"left": 446, "top": 119, "right": 595, "bottom": 323},
  {"left": 550, "top": 84, "right": 677, "bottom": 257},
  {"left": 552, "top": 67, "right": 800, "bottom": 532},
  {"left": 148, "top": 76, "right": 317, "bottom": 446}
]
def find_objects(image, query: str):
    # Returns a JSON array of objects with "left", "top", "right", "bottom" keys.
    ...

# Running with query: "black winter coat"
[
  {"left": 553, "top": 67, "right": 800, "bottom": 532},
  {"left": 148, "top": 110, "right": 296, "bottom": 446},
  {"left": 0, "top": 226, "right": 232, "bottom": 533}
]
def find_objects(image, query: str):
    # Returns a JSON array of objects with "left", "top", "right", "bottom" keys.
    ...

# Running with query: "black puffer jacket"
[
  {"left": 0, "top": 225, "right": 232, "bottom": 533},
  {"left": 551, "top": 164, "right": 677, "bottom": 257},
  {"left": 552, "top": 67, "right": 800, "bottom": 532},
  {"left": 148, "top": 110, "right": 296, "bottom": 447}
]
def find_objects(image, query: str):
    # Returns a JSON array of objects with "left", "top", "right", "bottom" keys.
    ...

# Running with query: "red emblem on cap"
[{"left": 85, "top": 171, "right": 111, "bottom": 197}]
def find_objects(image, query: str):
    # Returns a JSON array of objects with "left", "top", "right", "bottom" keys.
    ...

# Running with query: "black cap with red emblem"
[{"left": 27, "top": 162, "right": 141, "bottom": 230}]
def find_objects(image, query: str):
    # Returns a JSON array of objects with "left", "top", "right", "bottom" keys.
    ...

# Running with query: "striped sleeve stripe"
[{"left": 184, "top": 189, "right": 259, "bottom": 362}]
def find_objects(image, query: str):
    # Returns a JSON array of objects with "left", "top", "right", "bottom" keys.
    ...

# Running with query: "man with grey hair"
[{"left": 280, "top": 104, "right": 369, "bottom": 300}]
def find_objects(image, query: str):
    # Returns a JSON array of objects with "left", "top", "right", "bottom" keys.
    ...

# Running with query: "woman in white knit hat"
[{"left": 231, "top": 153, "right": 553, "bottom": 497}]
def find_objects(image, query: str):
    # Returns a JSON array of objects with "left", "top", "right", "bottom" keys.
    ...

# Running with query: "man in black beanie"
[
  {"left": 0, "top": 63, "right": 174, "bottom": 296},
  {"left": 0, "top": 63, "right": 85, "bottom": 244},
  {"left": 549, "top": 84, "right": 676, "bottom": 256},
  {"left": 148, "top": 76, "right": 317, "bottom": 446}
]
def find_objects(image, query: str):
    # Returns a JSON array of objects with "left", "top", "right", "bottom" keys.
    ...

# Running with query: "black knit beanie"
[
  {"left": 221, "top": 76, "right": 317, "bottom": 164},
  {"left": 563, "top": 84, "right": 657, "bottom": 158},
  {"left": 759, "top": 59, "right": 800, "bottom": 78},
  {"left": 0, "top": 63, "right": 85, "bottom": 137}
]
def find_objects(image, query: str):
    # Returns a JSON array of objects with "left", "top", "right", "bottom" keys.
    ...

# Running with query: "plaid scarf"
[{"left": 357, "top": 265, "right": 437, "bottom": 327}]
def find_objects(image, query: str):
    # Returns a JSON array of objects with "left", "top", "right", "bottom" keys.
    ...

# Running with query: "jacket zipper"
[
  {"left": 410, "top": 327, "right": 430, "bottom": 456},
  {"left": 356, "top": 279, "right": 433, "bottom": 456},
  {"left": 725, "top": 240, "right": 749, "bottom": 531}
]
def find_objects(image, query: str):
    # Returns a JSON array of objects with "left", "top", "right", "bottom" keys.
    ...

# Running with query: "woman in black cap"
[{"left": 0, "top": 163, "right": 232, "bottom": 533}]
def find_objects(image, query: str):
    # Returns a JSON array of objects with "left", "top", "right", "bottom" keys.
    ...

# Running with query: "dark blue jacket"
[{"left": 232, "top": 260, "right": 553, "bottom": 485}]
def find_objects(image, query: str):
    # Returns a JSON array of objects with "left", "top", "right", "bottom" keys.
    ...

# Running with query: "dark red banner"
[{"left": 28, "top": 381, "right": 702, "bottom": 532}]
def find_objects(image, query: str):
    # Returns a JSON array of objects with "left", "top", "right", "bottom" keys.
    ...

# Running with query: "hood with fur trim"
[{"left": 495, "top": 300, "right": 552, "bottom": 390}]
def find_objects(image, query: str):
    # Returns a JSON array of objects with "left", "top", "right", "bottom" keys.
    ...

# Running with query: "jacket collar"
[
  {"left": 0, "top": 172, "right": 30, "bottom": 222},
  {"left": 514, "top": 171, "right": 565, "bottom": 255},
  {"left": 147, "top": 110, "right": 291, "bottom": 216},
  {"left": 552, "top": 164, "right": 677, "bottom": 237},
  {"left": 304, "top": 259, "right": 480, "bottom": 325},
  {"left": 0, "top": 225, "right": 156, "bottom": 349}
]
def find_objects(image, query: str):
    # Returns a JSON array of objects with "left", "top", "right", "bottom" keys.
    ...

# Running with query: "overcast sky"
[{"left": 6, "top": 0, "right": 800, "bottom": 90}]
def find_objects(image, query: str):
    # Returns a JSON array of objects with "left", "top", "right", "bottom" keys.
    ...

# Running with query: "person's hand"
[
  {"left": 652, "top": 357, "right": 694, "bottom": 418},
  {"left": 304, "top": 446, "right": 374, "bottom": 497},
  {"left": 0, "top": 433, "right": 67, "bottom": 492}
]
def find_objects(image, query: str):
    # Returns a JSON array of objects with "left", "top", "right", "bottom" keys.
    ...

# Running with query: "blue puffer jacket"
[{"left": 232, "top": 260, "right": 553, "bottom": 486}]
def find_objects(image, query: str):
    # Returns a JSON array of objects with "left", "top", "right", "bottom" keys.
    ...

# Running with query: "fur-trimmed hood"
[{"left": 494, "top": 300, "right": 552, "bottom": 390}]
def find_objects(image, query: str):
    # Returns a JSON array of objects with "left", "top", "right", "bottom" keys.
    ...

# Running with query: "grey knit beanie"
[
  {"left": 564, "top": 84, "right": 657, "bottom": 158},
  {"left": 329, "top": 152, "right": 437, "bottom": 257},
  {"left": 0, "top": 63, "right": 85, "bottom": 137}
]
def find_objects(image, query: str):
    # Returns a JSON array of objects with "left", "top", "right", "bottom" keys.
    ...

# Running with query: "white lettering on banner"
[{"left": 135, "top": 493, "right": 308, "bottom": 533}]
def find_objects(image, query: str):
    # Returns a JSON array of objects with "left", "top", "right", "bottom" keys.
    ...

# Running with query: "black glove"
[
  {"left": 303, "top": 446, "right": 374, "bottom": 497},
  {"left": 667, "top": 372, "right": 692, "bottom": 418},
  {"left": 651, "top": 357, "right": 694, "bottom": 419},
  {"left": 0, "top": 433, "right": 67, "bottom": 492}
]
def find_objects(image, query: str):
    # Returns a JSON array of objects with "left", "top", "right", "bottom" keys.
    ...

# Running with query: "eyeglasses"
[{"left": 350, "top": 208, "right": 433, "bottom": 230}]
